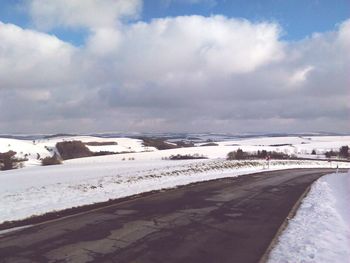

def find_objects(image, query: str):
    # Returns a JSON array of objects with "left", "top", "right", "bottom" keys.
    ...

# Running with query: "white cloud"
[
  {"left": 288, "top": 65, "right": 314, "bottom": 86},
  {"left": 86, "top": 27, "right": 123, "bottom": 56},
  {"left": 27, "top": 0, "right": 142, "bottom": 30},
  {"left": 0, "top": 10, "right": 349, "bottom": 133},
  {"left": 0, "top": 22, "right": 75, "bottom": 90},
  {"left": 337, "top": 20, "right": 350, "bottom": 50},
  {"left": 111, "top": 16, "right": 283, "bottom": 78},
  {"left": 20, "top": 89, "right": 51, "bottom": 102}
]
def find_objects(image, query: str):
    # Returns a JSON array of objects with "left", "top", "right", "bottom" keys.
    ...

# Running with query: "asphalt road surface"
[{"left": 0, "top": 168, "right": 335, "bottom": 263}]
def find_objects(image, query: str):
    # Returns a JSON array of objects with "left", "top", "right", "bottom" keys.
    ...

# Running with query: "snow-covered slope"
[
  {"left": 1, "top": 135, "right": 349, "bottom": 168},
  {"left": 65, "top": 135, "right": 350, "bottom": 165},
  {"left": 268, "top": 171, "right": 350, "bottom": 263},
  {"left": 215, "top": 135, "right": 350, "bottom": 153},
  {"left": 0, "top": 136, "right": 156, "bottom": 166}
]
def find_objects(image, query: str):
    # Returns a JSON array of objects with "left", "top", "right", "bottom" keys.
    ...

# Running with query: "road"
[{"left": 0, "top": 168, "right": 335, "bottom": 263}]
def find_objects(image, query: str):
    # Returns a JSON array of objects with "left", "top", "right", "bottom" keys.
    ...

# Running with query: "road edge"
[{"left": 258, "top": 179, "right": 317, "bottom": 263}]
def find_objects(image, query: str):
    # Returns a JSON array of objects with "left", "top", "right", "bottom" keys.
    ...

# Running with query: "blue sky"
[
  {"left": 144, "top": 0, "right": 350, "bottom": 40},
  {"left": 1, "top": 0, "right": 349, "bottom": 45}
]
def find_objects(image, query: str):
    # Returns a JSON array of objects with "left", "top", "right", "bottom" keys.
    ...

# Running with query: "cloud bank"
[{"left": 0, "top": 0, "right": 349, "bottom": 133}]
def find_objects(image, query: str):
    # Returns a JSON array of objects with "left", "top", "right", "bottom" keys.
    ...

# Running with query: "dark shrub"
[
  {"left": 200, "top": 142, "right": 219, "bottom": 147},
  {"left": 142, "top": 138, "right": 195, "bottom": 150},
  {"left": 227, "top": 149, "right": 246, "bottom": 160},
  {"left": 175, "top": 141, "right": 195, "bottom": 148},
  {"left": 0, "top": 151, "right": 26, "bottom": 170},
  {"left": 257, "top": 150, "right": 268, "bottom": 158},
  {"left": 268, "top": 151, "right": 290, "bottom": 159},
  {"left": 339, "top": 146, "right": 349, "bottom": 158},
  {"left": 142, "top": 138, "right": 178, "bottom": 150},
  {"left": 325, "top": 150, "right": 337, "bottom": 158},
  {"left": 169, "top": 154, "right": 207, "bottom": 160},
  {"left": 227, "top": 149, "right": 290, "bottom": 160},
  {"left": 85, "top": 141, "right": 118, "bottom": 146},
  {"left": 56, "top": 141, "right": 92, "bottom": 160},
  {"left": 92, "top": 151, "right": 117, "bottom": 156},
  {"left": 42, "top": 155, "right": 62, "bottom": 166}
]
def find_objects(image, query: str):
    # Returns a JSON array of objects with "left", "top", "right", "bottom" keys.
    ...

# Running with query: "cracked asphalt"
[{"left": 0, "top": 168, "right": 335, "bottom": 263}]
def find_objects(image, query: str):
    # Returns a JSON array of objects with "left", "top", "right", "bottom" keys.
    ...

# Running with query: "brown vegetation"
[
  {"left": 227, "top": 149, "right": 290, "bottom": 160},
  {"left": 92, "top": 151, "right": 118, "bottom": 156},
  {"left": 325, "top": 145, "right": 349, "bottom": 159},
  {"left": 41, "top": 154, "right": 62, "bottom": 166},
  {"left": 56, "top": 141, "right": 93, "bottom": 160},
  {"left": 0, "top": 151, "right": 27, "bottom": 170},
  {"left": 168, "top": 154, "right": 207, "bottom": 160},
  {"left": 200, "top": 142, "right": 219, "bottom": 147},
  {"left": 84, "top": 141, "right": 118, "bottom": 146},
  {"left": 142, "top": 138, "right": 178, "bottom": 150},
  {"left": 174, "top": 141, "right": 195, "bottom": 148},
  {"left": 142, "top": 138, "right": 195, "bottom": 150}
]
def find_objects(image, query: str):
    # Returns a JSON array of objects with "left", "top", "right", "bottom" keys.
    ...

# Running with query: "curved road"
[{"left": 0, "top": 168, "right": 335, "bottom": 263}]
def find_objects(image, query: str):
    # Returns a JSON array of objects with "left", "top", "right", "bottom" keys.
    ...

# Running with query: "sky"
[{"left": 0, "top": 0, "right": 349, "bottom": 134}]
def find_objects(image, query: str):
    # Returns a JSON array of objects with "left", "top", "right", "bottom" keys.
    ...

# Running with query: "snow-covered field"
[
  {"left": 1, "top": 157, "right": 349, "bottom": 224},
  {"left": 268, "top": 171, "right": 350, "bottom": 263},
  {"left": 0, "top": 135, "right": 350, "bottom": 224},
  {"left": 1, "top": 135, "right": 350, "bottom": 167}
]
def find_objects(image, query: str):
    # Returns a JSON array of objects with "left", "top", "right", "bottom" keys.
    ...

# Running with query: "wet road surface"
[{"left": 0, "top": 168, "right": 335, "bottom": 263}]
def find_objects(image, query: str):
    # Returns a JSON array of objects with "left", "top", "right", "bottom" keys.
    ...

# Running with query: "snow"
[
  {"left": 1, "top": 157, "right": 349, "bottom": 224},
  {"left": 64, "top": 136, "right": 350, "bottom": 164},
  {"left": 214, "top": 136, "right": 350, "bottom": 156},
  {"left": 0, "top": 134, "right": 350, "bottom": 230},
  {"left": 0, "top": 225, "right": 33, "bottom": 236},
  {"left": 1, "top": 135, "right": 349, "bottom": 168},
  {"left": 0, "top": 136, "right": 155, "bottom": 166},
  {"left": 268, "top": 171, "right": 350, "bottom": 263}
]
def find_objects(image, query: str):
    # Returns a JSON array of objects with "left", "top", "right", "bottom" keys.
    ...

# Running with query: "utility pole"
[{"left": 266, "top": 155, "right": 270, "bottom": 169}]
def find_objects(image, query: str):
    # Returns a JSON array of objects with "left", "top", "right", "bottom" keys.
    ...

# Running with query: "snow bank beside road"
[
  {"left": 268, "top": 171, "right": 350, "bottom": 263},
  {"left": 1, "top": 159, "right": 349, "bottom": 225}
]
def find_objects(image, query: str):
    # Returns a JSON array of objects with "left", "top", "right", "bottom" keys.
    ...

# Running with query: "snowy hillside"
[
  {"left": 0, "top": 136, "right": 156, "bottom": 167},
  {"left": 213, "top": 135, "right": 350, "bottom": 155},
  {"left": 0, "top": 135, "right": 349, "bottom": 168}
]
